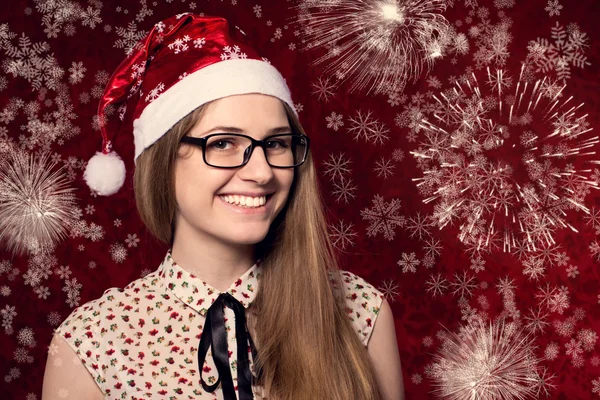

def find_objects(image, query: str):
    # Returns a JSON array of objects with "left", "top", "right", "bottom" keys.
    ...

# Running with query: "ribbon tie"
[{"left": 198, "top": 292, "right": 260, "bottom": 400}]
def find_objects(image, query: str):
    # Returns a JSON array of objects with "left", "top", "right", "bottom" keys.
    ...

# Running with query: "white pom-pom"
[{"left": 83, "top": 151, "right": 126, "bottom": 196}]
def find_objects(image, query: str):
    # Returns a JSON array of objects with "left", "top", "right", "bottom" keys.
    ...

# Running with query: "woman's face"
[{"left": 173, "top": 94, "right": 295, "bottom": 247}]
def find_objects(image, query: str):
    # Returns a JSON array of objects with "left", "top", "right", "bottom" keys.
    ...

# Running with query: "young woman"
[{"left": 42, "top": 13, "right": 404, "bottom": 400}]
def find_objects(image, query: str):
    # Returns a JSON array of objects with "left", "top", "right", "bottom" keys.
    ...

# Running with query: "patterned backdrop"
[{"left": 1, "top": 0, "right": 600, "bottom": 399}]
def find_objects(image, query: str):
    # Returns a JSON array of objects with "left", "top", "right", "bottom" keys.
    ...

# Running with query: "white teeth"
[{"left": 219, "top": 195, "right": 268, "bottom": 208}]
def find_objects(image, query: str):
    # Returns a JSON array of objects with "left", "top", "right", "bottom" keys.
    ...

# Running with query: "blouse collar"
[{"left": 157, "top": 249, "right": 263, "bottom": 316}]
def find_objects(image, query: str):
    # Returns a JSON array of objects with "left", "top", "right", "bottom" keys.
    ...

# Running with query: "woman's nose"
[{"left": 239, "top": 146, "right": 274, "bottom": 183}]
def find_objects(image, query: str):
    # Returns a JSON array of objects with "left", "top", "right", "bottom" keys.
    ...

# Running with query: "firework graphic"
[
  {"left": 0, "top": 150, "right": 80, "bottom": 256},
  {"left": 410, "top": 66, "right": 598, "bottom": 256},
  {"left": 292, "top": 0, "right": 454, "bottom": 94},
  {"left": 427, "top": 320, "right": 555, "bottom": 399}
]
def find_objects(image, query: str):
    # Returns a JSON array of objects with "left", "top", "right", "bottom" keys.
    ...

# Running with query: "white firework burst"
[
  {"left": 0, "top": 150, "right": 80, "bottom": 256},
  {"left": 427, "top": 319, "right": 555, "bottom": 399},
  {"left": 411, "top": 66, "right": 599, "bottom": 256},
  {"left": 292, "top": 0, "right": 453, "bottom": 94}
]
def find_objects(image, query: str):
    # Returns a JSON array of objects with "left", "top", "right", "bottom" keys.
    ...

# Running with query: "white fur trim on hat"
[{"left": 132, "top": 58, "right": 296, "bottom": 163}]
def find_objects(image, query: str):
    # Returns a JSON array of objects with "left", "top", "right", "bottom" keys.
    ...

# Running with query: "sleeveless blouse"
[{"left": 55, "top": 250, "right": 384, "bottom": 399}]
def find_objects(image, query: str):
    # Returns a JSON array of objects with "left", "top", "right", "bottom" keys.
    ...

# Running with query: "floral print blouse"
[{"left": 55, "top": 250, "right": 384, "bottom": 399}]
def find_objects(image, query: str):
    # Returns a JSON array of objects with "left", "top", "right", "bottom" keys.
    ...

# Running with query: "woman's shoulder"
[
  {"left": 55, "top": 267, "right": 163, "bottom": 345},
  {"left": 336, "top": 269, "right": 386, "bottom": 347}
]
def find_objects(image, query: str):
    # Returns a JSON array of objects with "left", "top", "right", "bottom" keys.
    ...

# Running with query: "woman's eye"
[
  {"left": 211, "top": 140, "right": 231, "bottom": 149},
  {"left": 266, "top": 141, "right": 286, "bottom": 148}
]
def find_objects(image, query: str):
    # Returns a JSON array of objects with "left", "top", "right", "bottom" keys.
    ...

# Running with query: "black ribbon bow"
[{"left": 198, "top": 292, "right": 260, "bottom": 400}]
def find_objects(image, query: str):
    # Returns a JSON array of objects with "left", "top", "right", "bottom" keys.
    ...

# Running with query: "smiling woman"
[{"left": 42, "top": 12, "right": 403, "bottom": 400}]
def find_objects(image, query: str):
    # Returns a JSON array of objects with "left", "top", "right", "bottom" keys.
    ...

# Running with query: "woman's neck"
[{"left": 170, "top": 220, "right": 256, "bottom": 292}]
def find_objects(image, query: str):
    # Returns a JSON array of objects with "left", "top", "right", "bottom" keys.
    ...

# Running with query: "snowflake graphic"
[
  {"left": 331, "top": 176, "right": 357, "bottom": 204},
  {"left": 68, "top": 61, "right": 86, "bottom": 84},
  {"left": 373, "top": 157, "right": 395, "bottom": 179},
  {"left": 524, "top": 307, "right": 550, "bottom": 335},
  {"left": 311, "top": 76, "right": 337, "bottom": 102},
  {"left": 114, "top": 21, "right": 147, "bottom": 55},
  {"left": 322, "top": 153, "right": 352, "bottom": 183},
  {"left": 526, "top": 22, "right": 590, "bottom": 82},
  {"left": 398, "top": 252, "right": 420, "bottom": 273},
  {"left": 168, "top": 35, "right": 191, "bottom": 54},
  {"left": 406, "top": 212, "right": 434, "bottom": 241},
  {"left": 328, "top": 220, "right": 357, "bottom": 250},
  {"left": 545, "top": 0, "right": 563, "bottom": 17},
  {"left": 81, "top": 6, "right": 101, "bottom": 29},
  {"left": 379, "top": 279, "right": 401, "bottom": 302},
  {"left": 360, "top": 195, "right": 405, "bottom": 241},
  {"left": 125, "top": 233, "right": 140, "bottom": 248},
  {"left": 145, "top": 82, "right": 165, "bottom": 103},
  {"left": 110, "top": 242, "right": 128, "bottom": 263},
  {"left": 326, "top": 111, "right": 344, "bottom": 131},
  {"left": 426, "top": 273, "right": 449, "bottom": 297},
  {"left": 220, "top": 45, "right": 247, "bottom": 60},
  {"left": 347, "top": 109, "right": 378, "bottom": 143},
  {"left": 450, "top": 271, "right": 478, "bottom": 299},
  {"left": 1, "top": 32, "right": 62, "bottom": 91},
  {"left": 193, "top": 37, "right": 206, "bottom": 49}
]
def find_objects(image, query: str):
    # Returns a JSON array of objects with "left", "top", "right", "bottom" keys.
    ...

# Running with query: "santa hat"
[{"left": 84, "top": 13, "right": 297, "bottom": 196}]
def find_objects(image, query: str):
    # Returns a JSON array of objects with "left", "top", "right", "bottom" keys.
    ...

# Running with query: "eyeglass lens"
[{"left": 204, "top": 134, "right": 307, "bottom": 167}]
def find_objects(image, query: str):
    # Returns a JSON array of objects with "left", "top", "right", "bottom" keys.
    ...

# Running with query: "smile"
[
  {"left": 217, "top": 194, "right": 274, "bottom": 214},
  {"left": 219, "top": 194, "right": 267, "bottom": 208}
]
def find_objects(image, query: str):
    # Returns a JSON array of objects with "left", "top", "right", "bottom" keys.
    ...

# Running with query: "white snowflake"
[
  {"left": 193, "top": 37, "right": 206, "bottom": 49},
  {"left": 526, "top": 22, "right": 590, "bottom": 82},
  {"left": 450, "top": 271, "right": 478, "bottom": 299},
  {"left": 347, "top": 110, "right": 378, "bottom": 142},
  {"left": 426, "top": 273, "right": 449, "bottom": 297},
  {"left": 125, "top": 233, "right": 140, "bottom": 248},
  {"left": 391, "top": 148, "right": 404, "bottom": 162},
  {"left": 398, "top": 252, "right": 420, "bottom": 273},
  {"left": 54, "top": 265, "right": 71, "bottom": 280},
  {"left": 311, "top": 76, "right": 337, "bottom": 102},
  {"left": 17, "top": 327, "right": 36, "bottom": 347},
  {"left": 331, "top": 176, "right": 357, "bottom": 204},
  {"left": 114, "top": 21, "right": 146, "bottom": 55},
  {"left": 81, "top": 6, "right": 101, "bottom": 29},
  {"left": 110, "top": 242, "right": 128, "bottom": 263},
  {"left": 423, "top": 236, "right": 443, "bottom": 258},
  {"left": 524, "top": 307, "right": 549, "bottom": 335},
  {"left": 220, "top": 45, "right": 247, "bottom": 60},
  {"left": 360, "top": 195, "right": 405, "bottom": 241},
  {"left": 68, "top": 61, "right": 86, "bottom": 84},
  {"left": 405, "top": 212, "right": 433, "bottom": 241},
  {"left": 470, "top": 256, "right": 485, "bottom": 273},
  {"left": 145, "top": 82, "right": 165, "bottom": 103},
  {"left": 2, "top": 32, "right": 62, "bottom": 90},
  {"left": 328, "top": 220, "right": 357, "bottom": 250},
  {"left": 373, "top": 157, "right": 395, "bottom": 179},
  {"left": 545, "top": 0, "right": 562, "bottom": 17},
  {"left": 365, "top": 122, "right": 389, "bottom": 145},
  {"left": 322, "top": 153, "right": 352, "bottom": 182},
  {"left": 168, "top": 35, "right": 191, "bottom": 54},
  {"left": 326, "top": 111, "right": 344, "bottom": 131},
  {"left": 566, "top": 265, "right": 579, "bottom": 278},
  {"left": 379, "top": 279, "right": 401, "bottom": 302}
]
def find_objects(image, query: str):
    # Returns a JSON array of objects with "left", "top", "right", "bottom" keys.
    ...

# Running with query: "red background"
[{"left": 1, "top": 0, "right": 599, "bottom": 398}]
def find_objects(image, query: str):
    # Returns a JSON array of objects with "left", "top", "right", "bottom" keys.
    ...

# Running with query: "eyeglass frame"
[{"left": 179, "top": 132, "right": 311, "bottom": 169}]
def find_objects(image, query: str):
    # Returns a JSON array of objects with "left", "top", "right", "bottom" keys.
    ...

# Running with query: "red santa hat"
[{"left": 84, "top": 12, "right": 297, "bottom": 196}]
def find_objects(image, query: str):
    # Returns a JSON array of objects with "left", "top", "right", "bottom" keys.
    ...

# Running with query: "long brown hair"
[{"left": 133, "top": 99, "right": 384, "bottom": 400}]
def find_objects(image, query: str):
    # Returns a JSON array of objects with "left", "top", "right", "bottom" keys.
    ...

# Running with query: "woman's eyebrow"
[{"left": 202, "top": 126, "right": 292, "bottom": 135}]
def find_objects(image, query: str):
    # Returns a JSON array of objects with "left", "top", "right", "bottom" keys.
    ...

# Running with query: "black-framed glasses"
[{"left": 179, "top": 133, "right": 310, "bottom": 168}]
